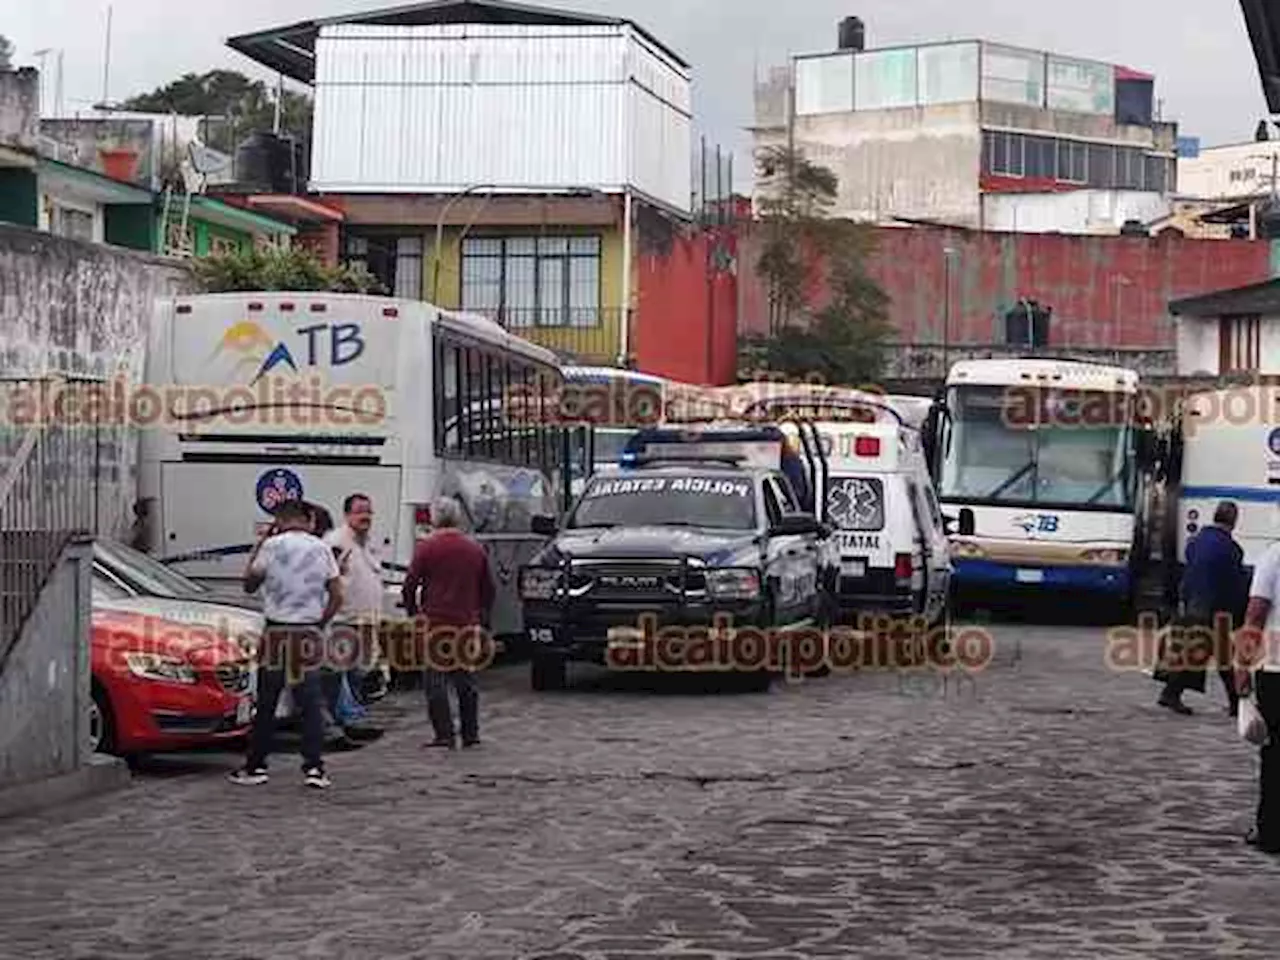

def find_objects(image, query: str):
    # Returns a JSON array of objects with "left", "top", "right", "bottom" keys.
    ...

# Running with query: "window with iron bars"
[{"left": 460, "top": 235, "right": 601, "bottom": 329}]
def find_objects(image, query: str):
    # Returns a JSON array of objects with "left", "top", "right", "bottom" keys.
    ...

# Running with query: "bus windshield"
[{"left": 940, "top": 385, "right": 1134, "bottom": 509}]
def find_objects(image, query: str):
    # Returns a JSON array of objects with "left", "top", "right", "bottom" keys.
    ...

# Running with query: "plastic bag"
[{"left": 1239, "top": 697, "right": 1269, "bottom": 747}]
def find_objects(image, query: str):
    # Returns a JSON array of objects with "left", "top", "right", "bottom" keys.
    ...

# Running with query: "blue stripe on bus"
[
  {"left": 1179, "top": 486, "right": 1280, "bottom": 504},
  {"left": 952, "top": 559, "right": 1131, "bottom": 595}
]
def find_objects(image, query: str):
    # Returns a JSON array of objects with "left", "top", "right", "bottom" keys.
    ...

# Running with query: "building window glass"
[
  {"left": 461, "top": 235, "right": 602, "bottom": 329},
  {"left": 1220, "top": 315, "right": 1261, "bottom": 374},
  {"left": 341, "top": 233, "right": 422, "bottom": 300},
  {"left": 50, "top": 203, "right": 95, "bottom": 242},
  {"left": 394, "top": 237, "right": 423, "bottom": 300}
]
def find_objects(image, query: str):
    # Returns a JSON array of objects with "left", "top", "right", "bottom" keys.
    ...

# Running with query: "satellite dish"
[{"left": 188, "top": 139, "right": 230, "bottom": 176}]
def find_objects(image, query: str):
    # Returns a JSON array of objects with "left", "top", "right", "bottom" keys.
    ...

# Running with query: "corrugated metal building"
[{"left": 227, "top": 0, "right": 706, "bottom": 369}]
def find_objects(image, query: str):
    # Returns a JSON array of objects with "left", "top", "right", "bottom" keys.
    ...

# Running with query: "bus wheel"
[{"left": 531, "top": 652, "right": 567, "bottom": 692}]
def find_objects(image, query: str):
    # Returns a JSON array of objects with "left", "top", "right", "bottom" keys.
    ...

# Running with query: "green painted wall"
[
  {"left": 104, "top": 205, "right": 156, "bottom": 251},
  {"left": 0, "top": 168, "right": 38, "bottom": 227}
]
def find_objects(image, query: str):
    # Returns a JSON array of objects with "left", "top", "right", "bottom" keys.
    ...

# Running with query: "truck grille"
[
  {"left": 569, "top": 561, "right": 699, "bottom": 601},
  {"left": 215, "top": 662, "right": 251, "bottom": 695}
]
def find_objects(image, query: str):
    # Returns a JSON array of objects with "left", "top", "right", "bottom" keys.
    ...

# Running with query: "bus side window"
[{"left": 437, "top": 340, "right": 460, "bottom": 454}]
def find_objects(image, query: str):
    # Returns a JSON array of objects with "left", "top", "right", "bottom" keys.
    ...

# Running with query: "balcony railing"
[
  {"left": 472, "top": 306, "right": 631, "bottom": 367},
  {"left": 1, "top": 378, "right": 103, "bottom": 675}
]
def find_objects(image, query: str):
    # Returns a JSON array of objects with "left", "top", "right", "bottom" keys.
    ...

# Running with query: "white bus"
[
  {"left": 138, "top": 292, "right": 577, "bottom": 640},
  {"left": 1168, "top": 385, "right": 1280, "bottom": 573},
  {"left": 934, "top": 358, "right": 1155, "bottom": 608}
]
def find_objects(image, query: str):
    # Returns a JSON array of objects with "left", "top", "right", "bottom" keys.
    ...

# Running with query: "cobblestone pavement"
[{"left": 3, "top": 618, "right": 1279, "bottom": 960}]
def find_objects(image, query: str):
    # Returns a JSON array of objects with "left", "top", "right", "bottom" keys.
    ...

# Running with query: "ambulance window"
[{"left": 763, "top": 480, "right": 785, "bottom": 527}]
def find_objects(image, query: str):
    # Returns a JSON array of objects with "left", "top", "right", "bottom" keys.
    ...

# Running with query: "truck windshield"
[
  {"left": 940, "top": 385, "right": 1134, "bottom": 510},
  {"left": 568, "top": 474, "right": 757, "bottom": 531}
]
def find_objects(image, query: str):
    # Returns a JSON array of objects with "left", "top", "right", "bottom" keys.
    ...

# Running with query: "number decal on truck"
[{"left": 529, "top": 628, "right": 555, "bottom": 644}]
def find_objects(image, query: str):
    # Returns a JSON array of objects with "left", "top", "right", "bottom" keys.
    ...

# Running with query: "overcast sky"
[{"left": 6, "top": 0, "right": 1270, "bottom": 186}]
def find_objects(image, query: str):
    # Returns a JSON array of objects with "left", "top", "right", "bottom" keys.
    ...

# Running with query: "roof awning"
[
  {"left": 1169, "top": 277, "right": 1280, "bottom": 317},
  {"left": 243, "top": 194, "right": 344, "bottom": 223},
  {"left": 188, "top": 196, "right": 297, "bottom": 236},
  {"left": 38, "top": 158, "right": 153, "bottom": 205},
  {"left": 225, "top": 0, "right": 689, "bottom": 85}
]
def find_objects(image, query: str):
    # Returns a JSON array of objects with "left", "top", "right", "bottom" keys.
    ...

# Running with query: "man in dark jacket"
[{"left": 1159, "top": 501, "right": 1245, "bottom": 716}]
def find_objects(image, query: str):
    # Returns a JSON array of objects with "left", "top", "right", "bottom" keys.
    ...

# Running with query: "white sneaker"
[
  {"left": 228, "top": 767, "right": 268, "bottom": 786},
  {"left": 303, "top": 767, "right": 331, "bottom": 789}
]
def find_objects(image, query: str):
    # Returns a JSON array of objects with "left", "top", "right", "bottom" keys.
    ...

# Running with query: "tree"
[
  {"left": 119, "top": 70, "right": 312, "bottom": 153},
  {"left": 0, "top": 35, "right": 14, "bottom": 70},
  {"left": 740, "top": 144, "right": 891, "bottom": 385},
  {"left": 192, "top": 246, "right": 385, "bottom": 295}
]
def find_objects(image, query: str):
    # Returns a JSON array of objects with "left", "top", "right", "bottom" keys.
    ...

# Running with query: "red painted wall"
[
  {"left": 633, "top": 227, "right": 739, "bottom": 385},
  {"left": 737, "top": 225, "right": 1273, "bottom": 349}
]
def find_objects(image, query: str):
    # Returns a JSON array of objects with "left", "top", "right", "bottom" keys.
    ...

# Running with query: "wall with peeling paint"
[
  {"left": 0, "top": 224, "right": 196, "bottom": 535},
  {"left": 737, "top": 225, "right": 1274, "bottom": 362}
]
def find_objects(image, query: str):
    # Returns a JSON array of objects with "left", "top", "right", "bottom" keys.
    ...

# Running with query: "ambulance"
[{"left": 780, "top": 409, "right": 952, "bottom": 627}]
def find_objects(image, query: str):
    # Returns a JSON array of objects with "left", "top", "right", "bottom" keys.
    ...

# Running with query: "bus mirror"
[
  {"left": 942, "top": 515, "right": 958, "bottom": 536},
  {"left": 531, "top": 515, "right": 558, "bottom": 537}
]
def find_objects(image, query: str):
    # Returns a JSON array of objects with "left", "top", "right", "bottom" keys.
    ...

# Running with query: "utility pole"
[{"left": 101, "top": 6, "right": 113, "bottom": 107}]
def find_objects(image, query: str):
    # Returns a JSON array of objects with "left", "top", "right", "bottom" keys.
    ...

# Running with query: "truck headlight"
[
  {"left": 124, "top": 652, "right": 198, "bottom": 685},
  {"left": 706, "top": 568, "right": 761, "bottom": 601},
  {"left": 520, "top": 568, "right": 563, "bottom": 600}
]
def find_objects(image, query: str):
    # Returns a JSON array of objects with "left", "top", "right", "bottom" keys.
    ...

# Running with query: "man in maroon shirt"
[{"left": 402, "top": 496, "right": 494, "bottom": 749}]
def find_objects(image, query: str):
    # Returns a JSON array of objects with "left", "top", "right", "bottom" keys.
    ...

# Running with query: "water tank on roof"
[
  {"left": 234, "top": 131, "right": 297, "bottom": 193},
  {"left": 838, "top": 17, "right": 865, "bottom": 52}
]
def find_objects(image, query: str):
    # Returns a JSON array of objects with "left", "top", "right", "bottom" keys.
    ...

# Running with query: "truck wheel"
[{"left": 531, "top": 652, "right": 567, "bottom": 691}]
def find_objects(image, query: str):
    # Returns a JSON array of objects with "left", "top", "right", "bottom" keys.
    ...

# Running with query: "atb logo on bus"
[
  {"left": 256, "top": 468, "right": 305, "bottom": 513},
  {"left": 1013, "top": 513, "right": 1059, "bottom": 534},
  {"left": 212, "top": 320, "right": 366, "bottom": 385}
]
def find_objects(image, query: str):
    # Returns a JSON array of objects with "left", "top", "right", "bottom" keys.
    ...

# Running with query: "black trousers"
[
  {"left": 1255, "top": 673, "right": 1280, "bottom": 846},
  {"left": 247, "top": 623, "right": 326, "bottom": 772},
  {"left": 425, "top": 669, "right": 478, "bottom": 743}
]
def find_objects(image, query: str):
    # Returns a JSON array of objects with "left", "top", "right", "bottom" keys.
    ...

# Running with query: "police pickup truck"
[{"left": 519, "top": 452, "right": 829, "bottom": 691}]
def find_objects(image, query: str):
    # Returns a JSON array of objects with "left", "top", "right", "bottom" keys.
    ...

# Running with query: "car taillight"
[
  {"left": 855, "top": 436, "right": 880, "bottom": 457},
  {"left": 894, "top": 553, "right": 913, "bottom": 580},
  {"left": 414, "top": 506, "right": 432, "bottom": 526}
]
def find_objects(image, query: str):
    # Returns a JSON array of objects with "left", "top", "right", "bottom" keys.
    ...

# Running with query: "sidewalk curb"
[{"left": 0, "top": 755, "right": 132, "bottom": 823}]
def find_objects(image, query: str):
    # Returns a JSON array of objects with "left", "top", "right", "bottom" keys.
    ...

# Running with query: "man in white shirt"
[
  {"left": 1239, "top": 538, "right": 1280, "bottom": 852},
  {"left": 229, "top": 498, "right": 342, "bottom": 790},
  {"left": 323, "top": 493, "right": 386, "bottom": 740}
]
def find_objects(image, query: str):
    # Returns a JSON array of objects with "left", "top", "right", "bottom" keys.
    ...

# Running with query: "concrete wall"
[
  {"left": 737, "top": 224, "right": 1274, "bottom": 353},
  {"left": 0, "top": 223, "right": 196, "bottom": 535},
  {"left": 981, "top": 101, "right": 1173, "bottom": 151},
  {"left": 772, "top": 102, "right": 984, "bottom": 227},
  {"left": 0, "top": 540, "right": 92, "bottom": 788},
  {"left": 980, "top": 190, "right": 1172, "bottom": 235},
  {"left": 0, "top": 68, "right": 39, "bottom": 151}
]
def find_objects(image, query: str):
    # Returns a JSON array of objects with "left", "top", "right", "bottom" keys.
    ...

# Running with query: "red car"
[{"left": 89, "top": 605, "right": 254, "bottom": 757}]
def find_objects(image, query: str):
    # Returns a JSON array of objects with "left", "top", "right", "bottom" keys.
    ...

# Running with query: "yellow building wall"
[{"left": 419, "top": 224, "right": 630, "bottom": 364}]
